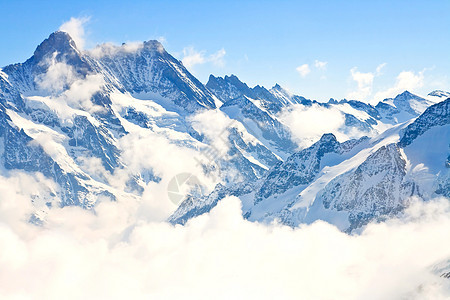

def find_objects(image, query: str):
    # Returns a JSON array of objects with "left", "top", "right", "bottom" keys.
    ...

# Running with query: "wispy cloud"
[
  {"left": 59, "top": 16, "right": 90, "bottom": 50},
  {"left": 347, "top": 67, "right": 375, "bottom": 100},
  {"left": 296, "top": 64, "right": 311, "bottom": 77},
  {"left": 375, "top": 62, "right": 387, "bottom": 75},
  {"left": 373, "top": 70, "right": 425, "bottom": 101},
  {"left": 181, "top": 47, "right": 226, "bottom": 69},
  {"left": 347, "top": 63, "right": 387, "bottom": 101},
  {"left": 314, "top": 60, "right": 328, "bottom": 70}
]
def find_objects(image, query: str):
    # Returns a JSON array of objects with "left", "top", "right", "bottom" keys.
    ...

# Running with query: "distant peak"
[
  {"left": 399, "top": 90, "right": 413, "bottom": 96},
  {"left": 33, "top": 31, "right": 79, "bottom": 60},
  {"left": 393, "top": 90, "right": 428, "bottom": 103},
  {"left": 143, "top": 40, "right": 165, "bottom": 53},
  {"left": 428, "top": 90, "right": 450, "bottom": 97},
  {"left": 327, "top": 98, "right": 339, "bottom": 104},
  {"left": 395, "top": 90, "right": 418, "bottom": 99},
  {"left": 319, "top": 133, "right": 338, "bottom": 143},
  {"left": 272, "top": 83, "right": 282, "bottom": 90},
  {"left": 143, "top": 39, "right": 163, "bottom": 47},
  {"left": 224, "top": 74, "right": 241, "bottom": 81}
]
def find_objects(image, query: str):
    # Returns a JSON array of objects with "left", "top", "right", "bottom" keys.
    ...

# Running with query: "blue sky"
[{"left": 0, "top": 0, "right": 449, "bottom": 102}]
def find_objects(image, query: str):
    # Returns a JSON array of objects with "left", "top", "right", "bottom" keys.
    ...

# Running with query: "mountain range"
[{"left": 0, "top": 31, "right": 448, "bottom": 231}]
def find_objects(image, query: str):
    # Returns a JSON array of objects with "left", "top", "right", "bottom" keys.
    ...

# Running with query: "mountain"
[
  {"left": 3, "top": 31, "right": 92, "bottom": 94},
  {"left": 375, "top": 90, "right": 435, "bottom": 124},
  {"left": 170, "top": 99, "right": 450, "bottom": 231},
  {"left": 206, "top": 75, "right": 301, "bottom": 157},
  {"left": 0, "top": 77, "right": 113, "bottom": 209},
  {"left": 0, "top": 31, "right": 295, "bottom": 214},
  {"left": 206, "top": 74, "right": 386, "bottom": 154},
  {"left": 220, "top": 95, "right": 298, "bottom": 157},
  {"left": 206, "top": 74, "right": 415, "bottom": 149},
  {"left": 206, "top": 74, "right": 310, "bottom": 114},
  {"left": 169, "top": 133, "right": 370, "bottom": 226},
  {"left": 428, "top": 90, "right": 450, "bottom": 103},
  {"left": 93, "top": 41, "right": 218, "bottom": 113}
]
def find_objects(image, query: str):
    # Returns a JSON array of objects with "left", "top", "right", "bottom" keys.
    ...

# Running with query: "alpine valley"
[{"left": 0, "top": 30, "right": 449, "bottom": 234}]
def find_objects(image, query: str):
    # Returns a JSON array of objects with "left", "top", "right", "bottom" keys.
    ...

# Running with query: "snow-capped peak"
[{"left": 33, "top": 31, "right": 80, "bottom": 60}]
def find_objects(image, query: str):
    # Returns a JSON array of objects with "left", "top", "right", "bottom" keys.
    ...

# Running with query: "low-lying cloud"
[
  {"left": 279, "top": 103, "right": 352, "bottom": 148},
  {"left": 0, "top": 173, "right": 449, "bottom": 299}
]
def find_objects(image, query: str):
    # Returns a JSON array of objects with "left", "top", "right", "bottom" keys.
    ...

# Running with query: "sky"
[{"left": 0, "top": 0, "right": 449, "bottom": 102}]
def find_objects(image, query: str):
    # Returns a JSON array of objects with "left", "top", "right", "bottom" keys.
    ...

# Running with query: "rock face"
[
  {"left": 317, "top": 144, "right": 416, "bottom": 230},
  {"left": 255, "top": 134, "right": 344, "bottom": 203},
  {"left": 399, "top": 98, "right": 450, "bottom": 147},
  {"left": 0, "top": 102, "right": 96, "bottom": 207},
  {"left": 3, "top": 31, "right": 93, "bottom": 93},
  {"left": 220, "top": 95, "right": 298, "bottom": 156},
  {"left": 169, "top": 134, "right": 370, "bottom": 226},
  {"left": 96, "top": 41, "right": 217, "bottom": 113},
  {"left": 206, "top": 74, "right": 310, "bottom": 114}
]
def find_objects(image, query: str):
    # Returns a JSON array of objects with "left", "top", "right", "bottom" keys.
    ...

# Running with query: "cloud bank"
[
  {"left": 0, "top": 174, "right": 449, "bottom": 299},
  {"left": 279, "top": 103, "right": 355, "bottom": 148}
]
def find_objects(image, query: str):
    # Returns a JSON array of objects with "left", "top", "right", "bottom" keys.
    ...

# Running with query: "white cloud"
[
  {"left": 0, "top": 180, "right": 449, "bottom": 299},
  {"left": 347, "top": 63, "right": 426, "bottom": 103},
  {"left": 296, "top": 64, "right": 311, "bottom": 77},
  {"left": 35, "top": 53, "right": 77, "bottom": 94},
  {"left": 181, "top": 47, "right": 226, "bottom": 69},
  {"left": 376, "top": 62, "right": 387, "bottom": 75},
  {"left": 209, "top": 48, "right": 226, "bottom": 67},
  {"left": 314, "top": 60, "right": 328, "bottom": 70},
  {"left": 157, "top": 36, "right": 167, "bottom": 45},
  {"left": 347, "top": 63, "right": 387, "bottom": 101},
  {"left": 182, "top": 47, "right": 205, "bottom": 68},
  {"left": 35, "top": 56, "right": 105, "bottom": 114},
  {"left": 190, "top": 109, "right": 233, "bottom": 151},
  {"left": 347, "top": 67, "right": 375, "bottom": 100},
  {"left": 374, "top": 70, "right": 425, "bottom": 101},
  {"left": 59, "top": 17, "right": 90, "bottom": 50},
  {"left": 89, "top": 42, "right": 145, "bottom": 59},
  {"left": 62, "top": 73, "right": 105, "bottom": 113},
  {"left": 279, "top": 103, "right": 349, "bottom": 148}
]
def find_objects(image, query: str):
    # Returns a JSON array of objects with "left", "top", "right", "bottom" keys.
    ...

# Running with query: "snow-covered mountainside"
[
  {"left": 207, "top": 74, "right": 397, "bottom": 149},
  {"left": 207, "top": 74, "right": 310, "bottom": 114},
  {"left": 92, "top": 41, "right": 218, "bottom": 113},
  {"left": 375, "top": 90, "right": 435, "bottom": 124},
  {"left": 428, "top": 90, "right": 450, "bottom": 103},
  {"left": 0, "top": 30, "right": 447, "bottom": 231},
  {"left": 171, "top": 99, "right": 450, "bottom": 231},
  {"left": 0, "top": 31, "right": 297, "bottom": 215}
]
